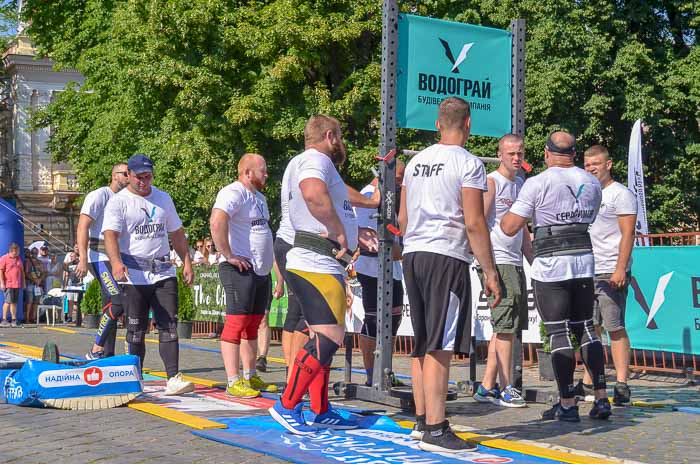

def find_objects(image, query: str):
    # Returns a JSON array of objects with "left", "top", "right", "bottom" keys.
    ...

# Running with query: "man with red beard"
[
  {"left": 269, "top": 115, "right": 359, "bottom": 434},
  {"left": 211, "top": 153, "right": 277, "bottom": 398}
]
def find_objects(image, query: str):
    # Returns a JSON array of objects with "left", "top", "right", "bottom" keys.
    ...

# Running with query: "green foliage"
[
  {"left": 539, "top": 321, "right": 550, "bottom": 352},
  {"left": 21, "top": 0, "right": 700, "bottom": 234},
  {"left": 176, "top": 267, "right": 194, "bottom": 322},
  {"left": 80, "top": 278, "right": 101, "bottom": 315}
]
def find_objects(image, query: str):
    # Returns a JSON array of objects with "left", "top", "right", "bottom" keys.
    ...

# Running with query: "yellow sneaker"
[
  {"left": 226, "top": 379, "right": 260, "bottom": 398},
  {"left": 249, "top": 374, "right": 278, "bottom": 393}
]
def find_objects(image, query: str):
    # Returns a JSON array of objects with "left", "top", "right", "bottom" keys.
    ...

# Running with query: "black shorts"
[
  {"left": 89, "top": 261, "right": 123, "bottom": 316},
  {"left": 274, "top": 237, "right": 305, "bottom": 332},
  {"left": 123, "top": 277, "right": 179, "bottom": 331},
  {"left": 357, "top": 273, "right": 403, "bottom": 339},
  {"left": 532, "top": 278, "right": 594, "bottom": 323},
  {"left": 219, "top": 262, "right": 272, "bottom": 315},
  {"left": 286, "top": 269, "right": 345, "bottom": 326},
  {"left": 3, "top": 288, "right": 19, "bottom": 304},
  {"left": 403, "top": 252, "right": 471, "bottom": 356}
]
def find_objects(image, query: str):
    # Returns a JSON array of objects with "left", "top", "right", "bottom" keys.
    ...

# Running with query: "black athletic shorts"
[
  {"left": 357, "top": 273, "right": 403, "bottom": 339},
  {"left": 286, "top": 269, "right": 345, "bottom": 326},
  {"left": 218, "top": 262, "right": 272, "bottom": 315},
  {"left": 532, "top": 277, "right": 594, "bottom": 323},
  {"left": 403, "top": 252, "right": 471, "bottom": 357},
  {"left": 273, "top": 237, "right": 305, "bottom": 332},
  {"left": 123, "top": 277, "right": 179, "bottom": 333}
]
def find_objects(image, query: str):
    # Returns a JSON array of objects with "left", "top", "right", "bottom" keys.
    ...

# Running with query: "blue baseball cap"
[{"left": 127, "top": 154, "right": 154, "bottom": 174}]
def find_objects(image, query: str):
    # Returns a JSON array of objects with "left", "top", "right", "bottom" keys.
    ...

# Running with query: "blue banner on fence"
[
  {"left": 396, "top": 14, "right": 512, "bottom": 137},
  {"left": 626, "top": 246, "right": 700, "bottom": 354}
]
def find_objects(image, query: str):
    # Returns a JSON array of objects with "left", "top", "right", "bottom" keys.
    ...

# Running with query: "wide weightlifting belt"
[
  {"left": 532, "top": 223, "right": 592, "bottom": 258},
  {"left": 294, "top": 231, "right": 353, "bottom": 266}
]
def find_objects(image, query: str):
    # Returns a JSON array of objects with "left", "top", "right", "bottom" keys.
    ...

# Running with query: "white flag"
[{"left": 627, "top": 119, "right": 650, "bottom": 245}]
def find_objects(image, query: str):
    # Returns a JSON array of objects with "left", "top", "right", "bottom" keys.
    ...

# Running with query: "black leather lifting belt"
[
  {"left": 294, "top": 231, "right": 353, "bottom": 266},
  {"left": 533, "top": 223, "right": 592, "bottom": 258}
]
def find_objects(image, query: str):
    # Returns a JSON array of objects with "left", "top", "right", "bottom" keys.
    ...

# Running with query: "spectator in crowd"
[
  {"left": 0, "top": 243, "right": 25, "bottom": 327},
  {"left": 24, "top": 247, "right": 43, "bottom": 324},
  {"left": 193, "top": 239, "right": 207, "bottom": 265},
  {"left": 46, "top": 253, "right": 63, "bottom": 290},
  {"left": 205, "top": 238, "right": 225, "bottom": 265},
  {"left": 36, "top": 242, "right": 51, "bottom": 291},
  {"left": 63, "top": 244, "right": 82, "bottom": 325},
  {"left": 170, "top": 240, "right": 183, "bottom": 267}
]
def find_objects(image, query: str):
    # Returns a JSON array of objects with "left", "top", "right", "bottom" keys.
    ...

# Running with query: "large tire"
[{"left": 42, "top": 341, "right": 60, "bottom": 364}]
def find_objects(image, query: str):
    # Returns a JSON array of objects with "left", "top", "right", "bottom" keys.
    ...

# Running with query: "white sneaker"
[{"left": 164, "top": 373, "right": 195, "bottom": 396}]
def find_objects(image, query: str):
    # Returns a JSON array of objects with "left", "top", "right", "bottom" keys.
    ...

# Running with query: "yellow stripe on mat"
[
  {"left": 1, "top": 341, "right": 44, "bottom": 358},
  {"left": 44, "top": 327, "right": 77, "bottom": 334},
  {"left": 128, "top": 401, "right": 226, "bottom": 429},
  {"left": 396, "top": 421, "right": 620, "bottom": 464},
  {"left": 145, "top": 371, "right": 224, "bottom": 387}
]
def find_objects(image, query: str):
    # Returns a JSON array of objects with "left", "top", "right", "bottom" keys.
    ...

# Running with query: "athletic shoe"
[
  {"left": 308, "top": 408, "right": 359, "bottom": 430},
  {"left": 419, "top": 422, "right": 478, "bottom": 453},
  {"left": 497, "top": 385, "right": 527, "bottom": 408},
  {"left": 541, "top": 402, "right": 580, "bottom": 422},
  {"left": 0, "top": 320, "right": 8, "bottom": 327},
  {"left": 256, "top": 356, "right": 268, "bottom": 373},
  {"left": 269, "top": 399, "right": 318, "bottom": 435},
  {"left": 84, "top": 350, "right": 105, "bottom": 361},
  {"left": 589, "top": 398, "right": 612, "bottom": 420},
  {"left": 613, "top": 382, "right": 631, "bottom": 405},
  {"left": 409, "top": 417, "right": 426, "bottom": 440},
  {"left": 10, "top": 321, "right": 19, "bottom": 328},
  {"left": 473, "top": 384, "right": 499, "bottom": 403},
  {"left": 574, "top": 379, "right": 594, "bottom": 400},
  {"left": 226, "top": 379, "right": 260, "bottom": 398},
  {"left": 249, "top": 374, "right": 278, "bottom": 393},
  {"left": 164, "top": 373, "right": 195, "bottom": 396}
]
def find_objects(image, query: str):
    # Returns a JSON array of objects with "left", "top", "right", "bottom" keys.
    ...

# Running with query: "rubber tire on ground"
[{"left": 42, "top": 341, "right": 60, "bottom": 364}]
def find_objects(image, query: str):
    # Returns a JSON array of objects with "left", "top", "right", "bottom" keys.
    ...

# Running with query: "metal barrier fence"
[{"left": 191, "top": 231, "right": 700, "bottom": 375}]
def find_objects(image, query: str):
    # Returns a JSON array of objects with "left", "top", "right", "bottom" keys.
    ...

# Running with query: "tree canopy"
[{"left": 20, "top": 0, "right": 700, "bottom": 237}]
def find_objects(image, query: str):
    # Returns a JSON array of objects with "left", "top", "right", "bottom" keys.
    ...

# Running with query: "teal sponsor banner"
[
  {"left": 626, "top": 246, "right": 700, "bottom": 354},
  {"left": 396, "top": 14, "right": 512, "bottom": 137},
  {"left": 191, "top": 267, "right": 287, "bottom": 328}
]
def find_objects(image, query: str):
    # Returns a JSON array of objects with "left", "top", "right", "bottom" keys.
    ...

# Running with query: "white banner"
[
  {"left": 346, "top": 260, "right": 542, "bottom": 343},
  {"left": 628, "top": 119, "right": 650, "bottom": 245}
]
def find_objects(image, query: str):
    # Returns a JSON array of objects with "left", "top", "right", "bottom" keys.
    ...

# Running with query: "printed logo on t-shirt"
[
  {"left": 566, "top": 184, "right": 586, "bottom": 203},
  {"left": 141, "top": 206, "right": 156, "bottom": 224},
  {"left": 132, "top": 206, "right": 166, "bottom": 239},
  {"left": 496, "top": 197, "right": 513, "bottom": 208},
  {"left": 554, "top": 183, "right": 596, "bottom": 222},
  {"left": 412, "top": 163, "right": 445, "bottom": 177}
]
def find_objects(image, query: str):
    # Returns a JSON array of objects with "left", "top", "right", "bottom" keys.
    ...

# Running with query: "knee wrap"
[
  {"left": 159, "top": 322, "right": 178, "bottom": 343},
  {"left": 574, "top": 319, "right": 600, "bottom": 347},
  {"left": 544, "top": 320, "right": 573, "bottom": 353},
  {"left": 126, "top": 316, "right": 147, "bottom": 344},
  {"left": 305, "top": 332, "right": 340, "bottom": 366}
]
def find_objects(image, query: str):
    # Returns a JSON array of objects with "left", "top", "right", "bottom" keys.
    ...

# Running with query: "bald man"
[
  {"left": 501, "top": 131, "right": 609, "bottom": 422},
  {"left": 210, "top": 153, "right": 278, "bottom": 398},
  {"left": 354, "top": 160, "right": 406, "bottom": 387}
]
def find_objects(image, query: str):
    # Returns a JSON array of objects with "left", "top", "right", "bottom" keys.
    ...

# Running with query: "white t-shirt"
[
  {"left": 101, "top": 187, "right": 182, "bottom": 285},
  {"left": 212, "top": 181, "right": 274, "bottom": 276},
  {"left": 353, "top": 184, "right": 402, "bottom": 280},
  {"left": 285, "top": 149, "right": 358, "bottom": 275},
  {"left": 402, "top": 144, "right": 487, "bottom": 263},
  {"left": 590, "top": 181, "right": 637, "bottom": 274},
  {"left": 487, "top": 171, "right": 524, "bottom": 266},
  {"left": 508, "top": 166, "right": 601, "bottom": 282},
  {"left": 80, "top": 186, "right": 115, "bottom": 263},
  {"left": 276, "top": 159, "right": 297, "bottom": 245}
]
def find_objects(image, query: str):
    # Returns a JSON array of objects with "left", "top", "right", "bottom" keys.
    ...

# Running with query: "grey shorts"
[
  {"left": 593, "top": 274, "right": 629, "bottom": 332},
  {"left": 478, "top": 264, "right": 528, "bottom": 334},
  {"left": 4, "top": 288, "right": 20, "bottom": 304}
]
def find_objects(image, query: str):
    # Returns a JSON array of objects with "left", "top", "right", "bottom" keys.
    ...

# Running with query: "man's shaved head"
[
  {"left": 498, "top": 134, "right": 523, "bottom": 153},
  {"left": 584, "top": 145, "right": 609, "bottom": 161},
  {"left": 546, "top": 131, "right": 576, "bottom": 155},
  {"left": 238, "top": 153, "right": 267, "bottom": 191},
  {"left": 237, "top": 153, "right": 265, "bottom": 174}
]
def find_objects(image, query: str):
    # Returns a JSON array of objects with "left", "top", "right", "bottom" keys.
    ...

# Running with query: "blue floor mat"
[{"left": 193, "top": 413, "right": 566, "bottom": 463}]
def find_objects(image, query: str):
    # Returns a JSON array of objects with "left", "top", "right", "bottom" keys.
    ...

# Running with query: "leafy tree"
[{"left": 21, "top": 0, "right": 700, "bottom": 235}]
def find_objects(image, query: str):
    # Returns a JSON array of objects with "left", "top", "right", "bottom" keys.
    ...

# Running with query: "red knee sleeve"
[{"left": 309, "top": 364, "right": 331, "bottom": 414}]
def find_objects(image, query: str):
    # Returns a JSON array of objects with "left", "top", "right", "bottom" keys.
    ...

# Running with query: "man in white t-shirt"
[
  {"left": 501, "top": 131, "right": 610, "bottom": 422},
  {"left": 210, "top": 153, "right": 277, "bottom": 399},
  {"left": 102, "top": 153, "right": 194, "bottom": 396},
  {"left": 269, "top": 115, "right": 360, "bottom": 434},
  {"left": 354, "top": 160, "right": 405, "bottom": 387},
  {"left": 582, "top": 145, "right": 637, "bottom": 405},
  {"left": 75, "top": 162, "right": 129, "bottom": 359},
  {"left": 473, "top": 134, "right": 533, "bottom": 408},
  {"left": 399, "top": 97, "right": 501, "bottom": 453}
]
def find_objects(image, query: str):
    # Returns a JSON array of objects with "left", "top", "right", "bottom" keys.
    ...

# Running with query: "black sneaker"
[
  {"left": 409, "top": 415, "right": 426, "bottom": 440},
  {"left": 541, "top": 402, "right": 581, "bottom": 422},
  {"left": 85, "top": 350, "right": 105, "bottom": 361},
  {"left": 590, "top": 398, "right": 612, "bottom": 420},
  {"left": 256, "top": 356, "right": 267, "bottom": 373},
  {"left": 573, "top": 380, "right": 594, "bottom": 400},
  {"left": 613, "top": 382, "right": 631, "bottom": 405},
  {"left": 419, "top": 421, "right": 478, "bottom": 453}
]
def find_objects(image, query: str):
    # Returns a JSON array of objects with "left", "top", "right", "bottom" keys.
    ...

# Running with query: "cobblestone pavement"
[{"left": 2, "top": 325, "right": 699, "bottom": 464}]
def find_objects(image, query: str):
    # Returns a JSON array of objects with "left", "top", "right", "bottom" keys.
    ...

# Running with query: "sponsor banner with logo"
[
  {"left": 626, "top": 246, "right": 700, "bottom": 354},
  {"left": 346, "top": 261, "right": 542, "bottom": 343},
  {"left": 396, "top": 14, "right": 512, "bottom": 137},
  {"left": 192, "top": 267, "right": 288, "bottom": 327},
  {"left": 0, "top": 355, "right": 142, "bottom": 407},
  {"left": 627, "top": 119, "right": 650, "bottom": 245}
]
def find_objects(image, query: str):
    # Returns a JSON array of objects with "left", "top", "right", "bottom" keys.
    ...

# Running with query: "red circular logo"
[{"left": 83, "top": 367, "right": 103, "bottom": 386}]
